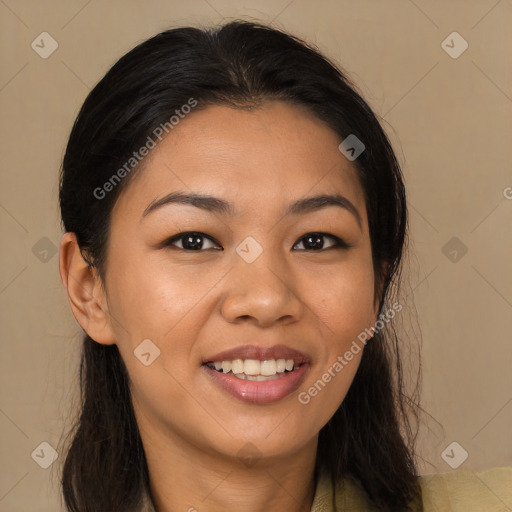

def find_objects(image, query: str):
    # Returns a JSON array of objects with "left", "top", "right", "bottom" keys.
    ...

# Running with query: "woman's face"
[{"left": 100, "top": 101, "right": 378, "bottom": 463}]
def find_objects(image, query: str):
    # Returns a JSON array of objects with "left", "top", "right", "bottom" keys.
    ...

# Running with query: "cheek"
[
  {"left": 306, "top": 260, "right": 376, "bottom": 345},
  {"left": 105, "top": 250, "right": 218, "bottom": 343},
  {"left": 297, "top": 272, "right": 372, "bottom": 433}
]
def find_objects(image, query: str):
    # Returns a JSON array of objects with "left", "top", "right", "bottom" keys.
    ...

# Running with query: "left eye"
[
  {"left": 293, "top": 233, "right": 348, "bottom": 251},
  {"left": 165, "top": 232, "right": 221, "bottom": 251}
]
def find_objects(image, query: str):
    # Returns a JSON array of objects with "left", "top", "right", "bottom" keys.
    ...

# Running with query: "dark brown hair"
[{"left": 59, "top": 20, "right": 422, "bottom": 511}]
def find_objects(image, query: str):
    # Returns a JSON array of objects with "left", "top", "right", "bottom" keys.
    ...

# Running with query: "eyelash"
[{"left": 162, "top": 231, "right": 351, "bottom": 252}]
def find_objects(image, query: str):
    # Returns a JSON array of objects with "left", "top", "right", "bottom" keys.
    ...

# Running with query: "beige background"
[{"left": 1, "top": 0, "right": 511, "bottom": 510}]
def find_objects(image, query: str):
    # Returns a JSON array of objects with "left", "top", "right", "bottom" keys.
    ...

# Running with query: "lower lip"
[{"left": 202, "top": 364, "right": 309, "bottom": 404}]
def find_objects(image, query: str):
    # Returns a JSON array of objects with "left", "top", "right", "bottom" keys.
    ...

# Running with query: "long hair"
[{"left": 59, "top": 20, "right": 421, "bottom": 511}]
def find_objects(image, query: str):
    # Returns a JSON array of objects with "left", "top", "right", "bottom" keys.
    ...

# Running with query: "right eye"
[{"left": 162, "top": 231, "right": 222, "bottom": 251}]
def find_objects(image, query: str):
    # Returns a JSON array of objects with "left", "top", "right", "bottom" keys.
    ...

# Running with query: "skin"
[{"left": 60, "top": 101, "right": 380, "bottom": 512}]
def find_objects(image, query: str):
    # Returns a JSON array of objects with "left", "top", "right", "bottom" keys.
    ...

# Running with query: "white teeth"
[
  {"left": 276, "top": 359, "right": 286, "bottom": 373},
  {"left": 245, "top": 374, "right": 281, "bottom": 381},
  {"left": 231, "top": 359, "right": 244, "bottom": 374},
  {"left": 207, "top": 357, "right": 301, "bottom": 377},
  {"left": 260, "top": 359, "right": 277, "bottom": 376},
  {"left": 243, "top": 359, "right": 260, "bottom": 375}
]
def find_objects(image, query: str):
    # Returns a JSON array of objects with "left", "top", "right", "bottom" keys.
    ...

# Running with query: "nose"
[{"left": 220, "top": 250, "right": 304, "bottom": 327}]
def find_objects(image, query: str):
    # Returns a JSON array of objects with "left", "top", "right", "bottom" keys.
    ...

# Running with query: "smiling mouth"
[{"left": 204, "top": 358, "right": 303, "bottom": 381}]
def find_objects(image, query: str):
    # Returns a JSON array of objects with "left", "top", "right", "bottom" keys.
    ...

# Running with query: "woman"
[{"left": 58, "top": 20, "right": 511, "bottom": 512}]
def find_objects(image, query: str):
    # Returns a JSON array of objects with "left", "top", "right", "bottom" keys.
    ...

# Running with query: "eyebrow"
[{"left": 142, "top": 191, "right": 362, "bottom": 228}]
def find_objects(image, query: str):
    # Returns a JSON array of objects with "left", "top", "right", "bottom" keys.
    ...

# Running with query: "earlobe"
[{"left": 59, "top": 232, "right": 116, "bottom": 345}]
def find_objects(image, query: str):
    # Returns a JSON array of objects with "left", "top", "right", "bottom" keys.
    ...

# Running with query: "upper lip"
[{"left": 204, "top": 344, "right": 310, "bottom": 364}]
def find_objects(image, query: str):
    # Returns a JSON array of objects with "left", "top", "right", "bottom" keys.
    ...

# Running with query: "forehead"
[{"left": 113, "top": 101, "right": 366, "bottom": 222}]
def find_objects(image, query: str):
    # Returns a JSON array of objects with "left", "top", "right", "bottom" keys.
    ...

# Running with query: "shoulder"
[
  {"left": 314, "top": 466, "right": 512, "bottom": 512},
  {"left": 139, "top": 467, "right": 512, "bottom": 512},
  {"left": 419, "top": 465, "right": 512, "bottom": 511}
]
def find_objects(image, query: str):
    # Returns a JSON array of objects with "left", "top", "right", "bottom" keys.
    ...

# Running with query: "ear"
[{"left": 59, "top": 232, "right": 116, "bottom": 345}]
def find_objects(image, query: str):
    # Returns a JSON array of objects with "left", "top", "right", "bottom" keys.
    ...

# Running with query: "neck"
[{"left": 141, "top": 425, "right": 318, "bottom": 512}]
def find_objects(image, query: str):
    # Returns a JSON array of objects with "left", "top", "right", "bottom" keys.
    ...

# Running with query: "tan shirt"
[{"left": 139, "top": 466, "right": 512, "bottom": 511}]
